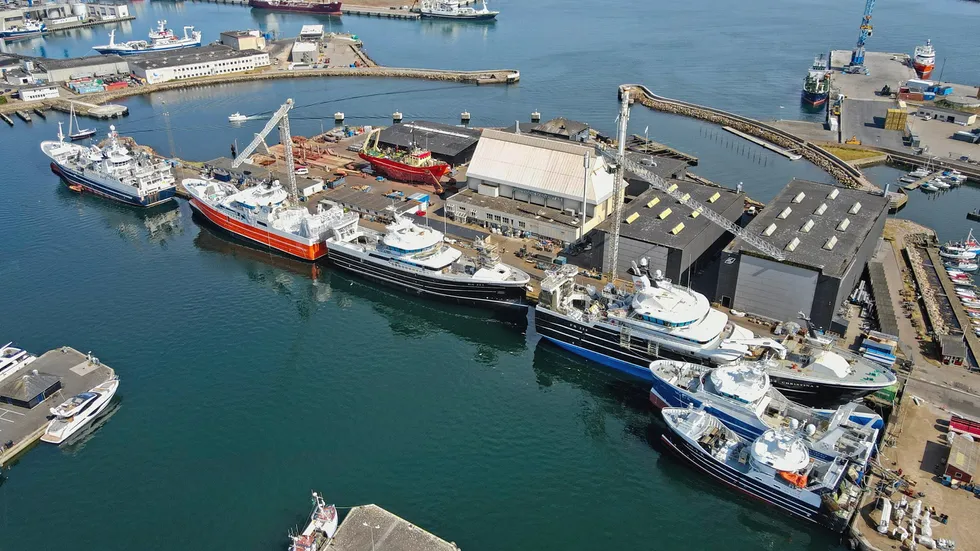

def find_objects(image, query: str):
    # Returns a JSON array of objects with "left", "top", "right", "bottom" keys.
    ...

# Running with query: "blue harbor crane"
[{"left": 848, "top": 0, "right": 876, "bottom": 71}]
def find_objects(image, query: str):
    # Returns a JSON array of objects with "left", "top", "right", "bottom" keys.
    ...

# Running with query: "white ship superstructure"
[
  {"left": 40, "top": 124, "right": 177, "bottom": 207},
  {"left": 419, "top": 0, "right": 498, "bottom": 19}
]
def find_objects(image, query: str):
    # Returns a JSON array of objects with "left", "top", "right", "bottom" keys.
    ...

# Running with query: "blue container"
[{"left": 923, "top": 92, "right": 936, "bottom": 100}]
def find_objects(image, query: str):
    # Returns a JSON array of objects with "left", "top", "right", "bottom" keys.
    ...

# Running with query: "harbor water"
[{"left": 3, "top": 0, "right": 980, "bottom": 549}]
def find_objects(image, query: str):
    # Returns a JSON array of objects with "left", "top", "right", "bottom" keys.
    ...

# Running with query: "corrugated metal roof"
[{"left": 466, "top": 130, "right": 613, "bottom": 203}]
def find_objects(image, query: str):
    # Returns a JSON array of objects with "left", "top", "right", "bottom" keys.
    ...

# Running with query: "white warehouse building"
[
  {"left": 446, "top": 129, "right": 617, "bottom": 243},
  {"left": 129, "top": 45, "right": 270, "bottom": 84}
]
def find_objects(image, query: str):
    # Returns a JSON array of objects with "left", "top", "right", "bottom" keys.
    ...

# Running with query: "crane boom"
[
  {"left": 231, "top": 98, "right": 298, "bottom": 199},
  {"left": 849, "top": 0, "right": 876, "bottom": 67},
  {"left": 600, "top": 93, "right": 785, "bottom": 262}
]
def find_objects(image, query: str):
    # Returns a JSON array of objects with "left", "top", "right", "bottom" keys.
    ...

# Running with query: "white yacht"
[
  {"left": 648, "top": 361, "right": 881, "bottom": 467},
  {"left": 324, "top": 212, "right": 530, "bottom": 310},
  {"left": 660, "top": 407, "right": 861, "bottom": 533},
  {"left": 41, "top": 377, "right": 120, "bottom": 444},
  {"left": 0, "top": 342, "right": 37, "bottom": 385}
]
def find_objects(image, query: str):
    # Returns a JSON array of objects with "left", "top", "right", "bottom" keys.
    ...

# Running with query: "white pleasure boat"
[
  {"left": 0, "top": 342, "right": 37, "bottom": 385},
  {"left": 41, "top": 377, "right": 120, "bottom": 444}
]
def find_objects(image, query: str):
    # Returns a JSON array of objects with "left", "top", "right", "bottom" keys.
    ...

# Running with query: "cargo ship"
[
  {"left": 358, "top": 128, "right": 451, "bottom": 189},
  {"left": 182, "top": 177, "right": 356, "bottom": 261},
  {"left": 40, "top": 124, "right": 177, "bottom": 208},
  {"left": 93, "top": 20, "right": 202, "bottom": 56},
  {"left": 801, "top": 56, "right": 830, "bottom": 107},
  {"left": 248, "top": 0, "right": 342, "bottom": 14},
  {"left": 0, "top": 20, "right": 45, "bottom": 41},
  {"left": 913, "top": 39, "right": 936, "bottom": 79}
]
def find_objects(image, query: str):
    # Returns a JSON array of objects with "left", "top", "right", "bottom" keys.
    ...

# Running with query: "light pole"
[{"left": 363, "top": 522, "right": 380, "bottom": 551}]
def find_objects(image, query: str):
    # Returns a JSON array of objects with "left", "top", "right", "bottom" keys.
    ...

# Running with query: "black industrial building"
[
  {"left": 592, "top": 180, "right": 744, "bottom": 284},
  {"left": 0, "top": 370, "right": 62, "bottom": 409},
  {"left": 716, "top": 179, "right": 889, "bottom": 335},
  {"left": 377, "top": 121, "right": 482, "bottom": 166}
]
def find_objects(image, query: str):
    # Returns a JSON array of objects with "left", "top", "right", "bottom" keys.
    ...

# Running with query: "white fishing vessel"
[
  {"left": 288, "top": 491, "right": 339, "bottom": 551},
  {"left": 648, "top": 361, "right": 882, "bottom": 467},
  {"left": 40, "top": 377, "right": 120, "bottom": 444},
  {"left": 228, "top": 112, "right": 248, "bottom": 122},
  {"left": 0, "top": 342, "right": 37, "bottom": 385},
  {"left": 660, "top": 407, "right": 862, "bottom": 533},
  {"left": 40, "top": 124, "right": 177, "bottom": 207},
  {"left": 419, "top": 0, "right": 498, "bottom": 20},
  {"left": 939, "top": 244, "right": 976, "bottom": 260},
  {"left": 0, "top": 19, "right": 45, "bottom": 40},
  {"left": 324, "top": 211, "right": 530, "bottom": 309},
  {"left": 93, "top": 20, "right": 202, "bottom": 56},
  {"left": 183, "top": 178, "right": 354, "bottom": 261}
]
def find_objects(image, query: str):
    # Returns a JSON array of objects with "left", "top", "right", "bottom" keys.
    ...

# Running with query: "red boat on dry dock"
[{"left": 358, "top": 128, "right": 451, "bottom": 190}]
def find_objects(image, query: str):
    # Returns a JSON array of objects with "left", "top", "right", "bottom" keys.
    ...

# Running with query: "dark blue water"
[{"left": 3, "top": 0, "right": 979, "bottom": 549}]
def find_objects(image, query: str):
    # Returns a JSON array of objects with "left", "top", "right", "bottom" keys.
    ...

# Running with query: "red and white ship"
[
  {"left": 913, "top": 39, "right": 936, "bottom": 79},
  {"left": 182, "top": 178, "right": 357, "bottom": 261},
  {"left": 358, "top": 128, "right": 451, "bottom": 191}
]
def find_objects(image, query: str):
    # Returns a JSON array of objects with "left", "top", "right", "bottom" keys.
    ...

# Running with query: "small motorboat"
[
  {"left": 940, "top": 246, "right": 977, "bottom": 260},
  {"left": 932, "top": 178, "right": 951, "bottom": 190},
  {"left": 956, "top": 290, "right": 976, "bottom": 297},
  {"left": 968, "top": 312, "right": 980, "bottom": 319},
  {"left": 947, "top": 260, "right": 979, "bottom": 272},
  {"left": 921, "top": 183, "right": 939, "bottom": 192},
  {"left": 228, "top": 112, "right": 248, "bottom": 122},
  {"left": 910, "top": 167, "right": 930, "bottom": 178},
  {"left": 899, "top": 176, "right": 918, "bottom": 184}
]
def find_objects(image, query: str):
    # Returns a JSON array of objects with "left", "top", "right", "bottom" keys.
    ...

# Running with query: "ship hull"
[
  {"left": 50, "top": 162, "right": 176, "bottom": 208},
  {"left": 358, "top": 152, "right": 450, "bottom": 185},
  {"left": 913, "top": 61, "right": 934, "bottom": 79},
  {"left": 0, "top": 29, "right": 43, "bottom": 41},
  {"left": 659, "top": 433, "right": 847, "bottom": 533},
  {"left": 93, "top": 41, "right": 201, "bottom": 56},
  {"left": 533, "top": 308, "right": 885, "bottom": 408},
  {"left": 248, "top": 0, "right": 342, "bottom": 14},
  {"left": 187, "top": 196, "right": 326, "bottom": 261},
  {"left": 801, "top": 89, "right": 828, "bottom": 107},
  {"left": 326, "top": 244, "right": 527, "bottom": 310}
]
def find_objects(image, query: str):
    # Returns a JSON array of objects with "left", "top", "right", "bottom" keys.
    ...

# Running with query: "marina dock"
[
  {"left": 924, "top": 247, "right": 980, "bottom": 363},
  {"left": 331, "top": 504, "right": 459, "bottom": 551},
  {"left": 0, "top": 347, "right": 116, "bottom": 467},
  {"left": 902, "top": 171, "right": 943, "bottom": 191}
]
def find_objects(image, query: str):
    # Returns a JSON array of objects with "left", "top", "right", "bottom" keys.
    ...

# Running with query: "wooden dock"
[
  {"left": 626, "top": 134, "right": 698, "bottom": 165},
  {"left": 924, "top": 247, "right": 980, "bottom": 363},
  {"left": 1, "top": 113, "right": 13, "bottom": 127},
  {"left": 903, "top": 171, "right": 942, "bottom": 191},
  {"left": 722, "top": 125, "right": 802, "bottom": 160}
]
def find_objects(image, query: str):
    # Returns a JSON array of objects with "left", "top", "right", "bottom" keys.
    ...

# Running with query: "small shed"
[
  {"left": 939, "top": 334, "right": 967, "bottom": 366},
  {"left": 945, "top": 433, "right": 978, "bottom": 484},
  {"left": 0, "top": 370, "right": 62, "bottom": 409}
]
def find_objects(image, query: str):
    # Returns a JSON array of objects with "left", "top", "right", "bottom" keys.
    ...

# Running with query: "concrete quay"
[
  {"left": 330, "top": 504, "right": 459, "bottom": 551},
  {"left": 342, "top": 5, "right": 420, "bottom": 18},
  {"left": 0, "top": 346, "right": 116, "bottom": 467},
  {"left": 621, "top": 83, "right": 877, "bottom": 191},
  {"left": 44, "top": 15, "right": 136, "bottom": 34},
  {"left": 829, "top": 50, "right": 918, "bottom": 102}
]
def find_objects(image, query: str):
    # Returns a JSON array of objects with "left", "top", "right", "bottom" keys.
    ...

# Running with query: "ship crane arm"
[
  {"left": 595, "top": 147, "right": 786, "bottom": 262},
  {"left": 231, "top": 98, "right": 298, "bottom": 200}
]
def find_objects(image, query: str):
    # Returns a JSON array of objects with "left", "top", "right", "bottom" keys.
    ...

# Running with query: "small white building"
[
  {"left": 446, "top": 129, "right": 616, "bottom": 242},
  {"left": 130, "top": 46, "right": 270, "bottom": 84},
  {"left": 916, "top": 105, "right": 977, "bottom": 125},
  {"left": 299, "top": 25, "right": 324, "bottom": 41},
  {"left": 291, "top": 41, "right": 318, "bottom": 64},
  {"left": 18, "top": 85, "right": 59, "bottom": 101},
  {"left": 220, "top": 30, "right": 267, "bottom": 51},
  {"left": 91, "top": 2, "right": 130, "bottom": 21}
]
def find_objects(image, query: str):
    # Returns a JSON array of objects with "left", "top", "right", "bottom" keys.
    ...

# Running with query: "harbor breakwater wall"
[
  {"left": 621, "top": 84, "right": 878, "bottom": 192},
  {"left": 0, "top": 67, "right": 520, "bottom": 117}
]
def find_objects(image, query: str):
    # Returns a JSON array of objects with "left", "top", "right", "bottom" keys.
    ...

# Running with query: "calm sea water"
[{"left": 2, "top": 1, "right": 979, "bottom": 549}]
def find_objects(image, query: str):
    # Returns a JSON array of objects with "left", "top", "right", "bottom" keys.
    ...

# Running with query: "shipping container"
[
  {"left": 923, "top": 92, "right": 936, "bottom": 101},
  {"left": 953, "top": 131, "right": 979, "bottom": 143},
  {"left": 906, "top": 79, "right": 933, "bottom": 91}
]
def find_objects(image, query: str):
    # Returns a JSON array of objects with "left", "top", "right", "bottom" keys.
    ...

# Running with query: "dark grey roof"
[
  {"left": 448, "top": 188, "right": 581, "bottom": 227},
  {"left": 940, "top": 335, "right": 967, "bottom": 358},
  {"left": 531, "top": 117, "right": 589, "bottom": 138},
  {"left": 378, "top": 121, "right": 481, "bottom": 158},
  {"left": 0, "top": 370, "right": 60, "bottom": 402},
  {"left": 728, "top": 179, "right": 889, "bottom": 277},
  {"left": 624, "top": 152, "right": 690, "bottom": 182},
  {"left": 867, "top": 260, "right": 901, "bottom": 339},
  {"left": 34, "top": 54, "right": 127, "bottom": 71},
  {"left": 129, "top": 45, "right": 263, "bottom": 70},
  {"left": 595, "top": 180, "right": 743, "bottom": 250},
  {"left": 920, "top": 105, "right": 976, "bottom": 117}
]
